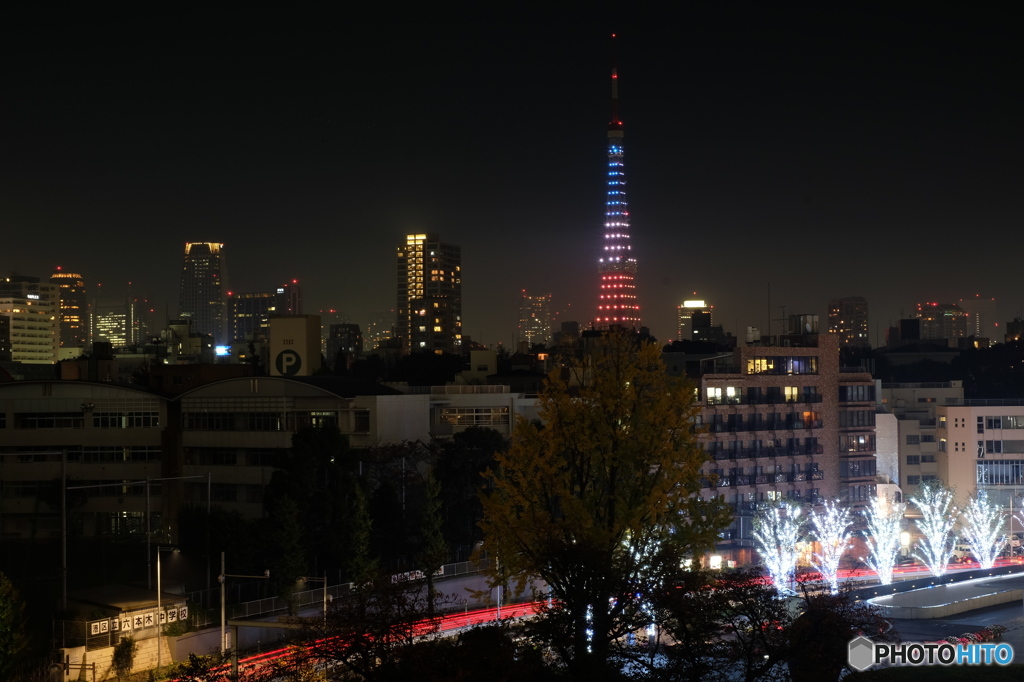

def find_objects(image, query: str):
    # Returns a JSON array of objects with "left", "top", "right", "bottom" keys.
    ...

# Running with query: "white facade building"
[
  {"left": 938, "top": 401, "right": 1024, "bottom": 536},
  {"left": 879, "top": 381, "right": 964, "bottom": 499}
]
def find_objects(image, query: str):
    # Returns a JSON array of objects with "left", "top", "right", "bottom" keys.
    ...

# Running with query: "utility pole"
[{"left": 219, "top": 552, "right": 270, "bottom": 654}]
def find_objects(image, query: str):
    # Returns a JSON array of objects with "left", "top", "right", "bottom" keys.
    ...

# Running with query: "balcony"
[
  {"left": 706, "top": 394, "right": 823, "bottom": 406},
  {"left": 706, "top": 445, "right": 823, "bottom": 460}
]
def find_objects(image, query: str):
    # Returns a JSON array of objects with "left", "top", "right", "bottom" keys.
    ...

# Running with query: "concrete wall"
[
  {"left": 870, "top": 588, "right": 1023, "bottom": 619},
  {"left": 59, "top": 635, "right": 172, "bottom": 681}
]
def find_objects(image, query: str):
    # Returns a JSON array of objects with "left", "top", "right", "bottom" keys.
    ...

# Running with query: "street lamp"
[
  {"left": 218, "top": 552, "right": 270, "bottom": 654},
  {"left": 156, "top": 546, "right": 179, "bottom": 672},
  {"left": 297, "top": 574, "right": 329, "bottom": 625}
]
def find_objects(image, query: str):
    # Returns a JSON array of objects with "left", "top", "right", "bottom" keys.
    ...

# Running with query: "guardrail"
[{"left": 186, "top": 557, "right": 494, "bottom": 628}]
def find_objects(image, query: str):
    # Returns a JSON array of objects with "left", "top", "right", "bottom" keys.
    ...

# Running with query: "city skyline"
[{"left": 3, "top": 6, "right": 1022, "bottom": 346}]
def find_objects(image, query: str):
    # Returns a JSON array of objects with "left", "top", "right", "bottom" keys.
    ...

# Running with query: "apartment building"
[{"left": 696, "top": 333, "right": 879, "bottom": 564}]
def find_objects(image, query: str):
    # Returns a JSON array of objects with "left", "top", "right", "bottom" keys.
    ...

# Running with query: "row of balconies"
[
  {"left": 705, "top": 394, "right": 824, "bottom": 406},
  {"left": 728, "top": 495, "right": 826, "bottom": 516},
  {"left": 702, "top": 470, "right": 824, "bottom": 488},
  {"left": 704, "top": 420, "right": 823, "bottom": 433},
  {"left": 709, "top": 445, "right": 825, "bottom": 460}
]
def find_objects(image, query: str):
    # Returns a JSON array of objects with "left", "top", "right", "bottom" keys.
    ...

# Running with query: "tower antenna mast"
[{"left": 610, "top": 33, "right": 622, "bottom": 132}]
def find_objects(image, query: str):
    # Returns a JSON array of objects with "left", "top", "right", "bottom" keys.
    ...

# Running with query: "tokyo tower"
[{"left": 595, "top": 35, "right": 641, "bottom": 329}]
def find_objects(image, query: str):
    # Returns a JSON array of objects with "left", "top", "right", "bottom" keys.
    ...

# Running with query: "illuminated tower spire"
[{"left": 596, "top": 34, "right": 640, "bottom": 329}]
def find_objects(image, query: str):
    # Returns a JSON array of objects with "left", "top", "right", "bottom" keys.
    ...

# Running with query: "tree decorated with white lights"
[
  {"left": 863, "top": 494, "right": 906, "bottom": 586},
  {"left": 809, "top": 499, "right": 852, "bottom": 594},
  {"left": 910, "top": 480, "right": 958, "bottom": 577},
  {"left": 752, "top": 500, "right": 804, "bottom": 593},
  {"left": 960, "top": 493, "right": 1004, "bottom": 569}
]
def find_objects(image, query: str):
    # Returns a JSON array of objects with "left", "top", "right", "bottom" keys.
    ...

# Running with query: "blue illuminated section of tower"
[{"left": 596, "top": 36, "right": 640, "bottom": 329}]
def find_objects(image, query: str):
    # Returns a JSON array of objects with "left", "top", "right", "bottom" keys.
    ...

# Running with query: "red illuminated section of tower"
[{"left": 596, "top": 36, "right": 640, "bottom": 329}]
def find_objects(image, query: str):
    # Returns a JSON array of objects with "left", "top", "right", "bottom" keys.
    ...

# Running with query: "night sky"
[{"left": 3, "top": 5, "right": 1021, "bottom": 347}]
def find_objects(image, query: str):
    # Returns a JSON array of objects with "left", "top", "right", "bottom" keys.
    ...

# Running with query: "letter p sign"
[{"left": 276, "top": 349, "right": 302, "bottom": 376}]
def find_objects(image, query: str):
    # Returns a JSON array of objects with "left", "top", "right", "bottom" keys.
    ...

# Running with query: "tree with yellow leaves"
[{"left": 479, "top": 330, "right": 731, "bottom": 677}]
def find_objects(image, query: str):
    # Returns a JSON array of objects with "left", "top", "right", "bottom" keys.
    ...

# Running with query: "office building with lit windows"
[
  {"left": 396, "top": 233, "right": 462, "bottom": 354},
  {"left": 92, "top": 302, "right": 129, "bottom": 348},
  {"left": 50, "top": 268, "right": 89, "bottom": 354},
  {"left": 89, "top": 292, "right": 152, "bottom": 350},
  {"left": 178, "top": 242, "right": 228, "bottom": 345},
  {"left": 0, "top": 275, "right": 59, "bottom": 364},
  {"left": 677, "top": 299, "right": 713, "bottom": 341}
]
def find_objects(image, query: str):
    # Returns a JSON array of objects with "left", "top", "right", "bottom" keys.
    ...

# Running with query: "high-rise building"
[
  {"left": 92, "top": 287, "right": 152, "bottom": 350},
  {"left": 396, "top": 233, "right": 462, "bottom": 354},
  {"left": 127, "top": 292, "right": 156, "bottom": 346},
  {"left": 519, "top": 291, "right": 552, "bottom": 346},
  {"left": 50, "top": 267, "right": 89, "bottom": 351},
  {"left": 230, "top": 291, "right": 278, "bottom": 343},
  {"left": 278, "top": 279, "right": 302, "bottom": 316},
  {"left": 827, "top": 296, "right": 869, "bottom": 347},
  {"left": 595, "top": 41, "right": 640, "bottom": 329},
  {"left": 363, "top": 310, "right": 395, "bottom": 351},
  {"left": 957, "top": 295, "right": 997, "bottom": 340},
  {"left": 178, "top": 242, "right": 228, "bottom": 345},
  {"left": 327, "top": 323, "right": 363, "bottom": 370},
  {"left": 915, "top": 302, "right": 969, "bottom": 344},
  {"left": 677, "top": 299, "right": 713, "bottom": 341},
  {"left": 93, "top": 302, "right": 129, "bottom": 348},
  {"left": 0, "top": 275, "right": 59, "bottom": 364},
  {"left": 228, "top": 280, "right": 301, "bottom": 343}
]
